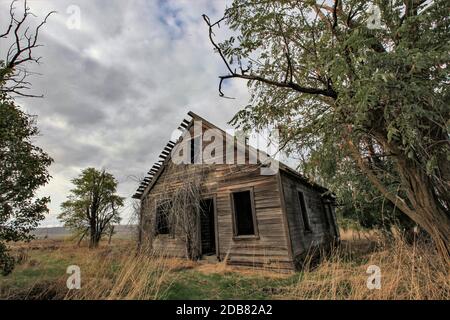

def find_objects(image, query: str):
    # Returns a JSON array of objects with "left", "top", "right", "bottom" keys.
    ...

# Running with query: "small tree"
[{"left": 59, "top": 168, "right": 124, "bottom": 248}]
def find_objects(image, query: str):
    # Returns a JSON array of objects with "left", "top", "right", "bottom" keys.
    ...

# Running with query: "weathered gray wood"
[
  {"left": 137, "top": 112, "right": 337, "bottom": 271},
  {"left": 280, "top": 170, "right": 338, "bottom": 267}
]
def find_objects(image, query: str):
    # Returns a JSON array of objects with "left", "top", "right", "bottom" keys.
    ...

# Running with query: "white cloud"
[{"left": 0, "top": 0, "right": 250, "bottom": 226}]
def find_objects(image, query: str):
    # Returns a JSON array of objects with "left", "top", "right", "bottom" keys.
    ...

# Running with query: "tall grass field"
[{"left": 0, "top": 229, "right": 448, "bottom": 300}]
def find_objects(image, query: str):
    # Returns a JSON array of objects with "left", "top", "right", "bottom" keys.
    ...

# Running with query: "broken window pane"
[
  {"left": 155, "top": 201, "right": 171, "bottom": 235},
  {"left": 297, "top": 191, "right": 311, "bottom": 232},
  {"left": 232, "top": 190, "right": 255, "bottom": 236}
]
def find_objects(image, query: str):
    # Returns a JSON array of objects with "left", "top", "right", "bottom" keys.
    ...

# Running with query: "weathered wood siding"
[
  {"left": 140, "top": 162, "right": 294, "bottom": 270},
  {"left": 138, "top": 115, "right": 338, "bottom": 271},
  {"left": 214, "top": 165, "right": 293, "bottom": 270},
  {"left": 280, "top": 170, "right": 337, "bottom": 263},
  {"left": 139, "top": 119, "right": 294, "bottom": 270},
  {"left": 140, "top": 164, "right": 209, "bottom": 258}
]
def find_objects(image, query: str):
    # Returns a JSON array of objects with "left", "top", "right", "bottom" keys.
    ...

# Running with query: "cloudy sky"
[{"left": 1, "top": 0, "right": 250, "bottom": 226}]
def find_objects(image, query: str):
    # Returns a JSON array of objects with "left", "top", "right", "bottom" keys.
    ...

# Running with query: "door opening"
[{"left": 200, "top": 198, "right": 216, "bottom": 256}]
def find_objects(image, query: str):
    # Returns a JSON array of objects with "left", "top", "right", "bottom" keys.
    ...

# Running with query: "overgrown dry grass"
[
  {"left": 1, "top": 230, "right": 448, "bottom": 300},
  {"left": 282, "top": 229, "right": 450, "bottom": 300},
  {"left": 66, "top": 247, "right": 181, "bottom": 300},
  {"left": 1, "top": 240, "right": 192, "bottom": 300}
]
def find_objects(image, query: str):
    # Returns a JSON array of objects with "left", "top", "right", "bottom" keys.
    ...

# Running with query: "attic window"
[
  {"left": 297, "top": 191, "right": 311, "bottom": 232},
  {"left": 190, "top": 136, "right": 201, "bottom": 164},
  {"left": 155, "top": 201, "right": 172, "bottom": 235},
  {"left": 231, "top": 189, "right": 257, "bottom": 236}
]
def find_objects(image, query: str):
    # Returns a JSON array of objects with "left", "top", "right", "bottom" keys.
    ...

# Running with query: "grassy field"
[{"left": 0, "top": 229, "right": 448, "bottom": 300}]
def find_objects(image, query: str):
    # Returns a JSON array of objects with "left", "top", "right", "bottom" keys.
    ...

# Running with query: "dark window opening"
[
  {"left": 297, "top": 191, "right": 311, "bottom": 232},
  {"left": 323, "top": 203, "right": 331, "bottom": 229},
  {"left": 155, "top": 201, "right": 172, "bottom": 235},
  {"left": 232, "top": 190, "right": 256, "bottom": 236},
  {"left": 190, "top": 136, "right": 201, "bottom": 164},
  {"left": 200, "top": 198, "right": 216, "bottom": 255}
]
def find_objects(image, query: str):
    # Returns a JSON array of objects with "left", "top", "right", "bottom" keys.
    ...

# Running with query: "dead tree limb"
[
  {"left": 202, "top": 14, "right": 338, "bottom": 100},
  {"left": 0, "top": 0, "right": 55, "bottom": 98}
]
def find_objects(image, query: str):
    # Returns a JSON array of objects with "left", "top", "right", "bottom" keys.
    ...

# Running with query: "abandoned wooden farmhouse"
[{"left": 133, "top": 111, "right": 339, "bottom": 271}]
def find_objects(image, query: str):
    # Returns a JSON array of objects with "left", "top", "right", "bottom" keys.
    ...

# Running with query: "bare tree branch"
[
  {"left": 0, "top": 0, "right": 55, "bottom": 98},
  {"left": 202, "top": 14, "right": 338, "bottom": 100},
  {"left": 275, "top": 15, "right": 293, "bottom": 84},
  {"left": 332, "top": 0, "right": 339, "bottom": 29},
  {"left": 0, "top": 0, "right": 17, "bottom": 38}
]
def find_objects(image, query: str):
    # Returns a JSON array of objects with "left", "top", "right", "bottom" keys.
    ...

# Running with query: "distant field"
[
  {"left": 31, "top": 225, "right": 137, "bottom": 240},
  {"left": 1, "top": 229, "right": 448, "bottom": 300}
]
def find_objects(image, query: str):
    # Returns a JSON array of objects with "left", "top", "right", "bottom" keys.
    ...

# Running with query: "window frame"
[
  {"left": 154, "top": 199, "right": 173, "bottom": 236},
  {"left": 296, "top": 190, "right": 312, "bottom": 233},
  {"left": 322, "top": 201, "right": 331, "bottom": 230},
  {"left": 230, "top": 187, "right": 259, "bottom": 240},
  {"left": 190, "top": 135, "right": 202, "bottom": 164},
  {"left": 199, "top": 195, "right": 219, "bottom": 257}
]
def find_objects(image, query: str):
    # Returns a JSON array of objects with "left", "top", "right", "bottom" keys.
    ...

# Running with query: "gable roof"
[{"left": 132, "top": 111, "right": 331, "bottom": 199}]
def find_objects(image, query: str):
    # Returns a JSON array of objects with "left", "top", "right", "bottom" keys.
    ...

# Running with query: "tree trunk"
[
  {"left": 348, "top": 139, "right": 450, "bottom": 262},
  {"left": 108, "top": 226, "right": 114, "bottom": 245},
  {"left": 89, "top": 219, "right": 99, "bottom": 248},
  {"left": 77, "top": 230, "right": 87, "bottom": 247},
  {"left": 396, "top": 156, "right": 450, "bottom": 261}
]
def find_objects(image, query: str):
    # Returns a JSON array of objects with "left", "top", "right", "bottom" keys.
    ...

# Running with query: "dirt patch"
[{"left": 194, "top": 262, "right": 289, "bottom": 279}]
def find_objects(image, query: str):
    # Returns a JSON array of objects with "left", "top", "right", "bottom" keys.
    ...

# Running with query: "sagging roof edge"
[{"left": 132, "top": 111, "right": 333, "bottom": 200}]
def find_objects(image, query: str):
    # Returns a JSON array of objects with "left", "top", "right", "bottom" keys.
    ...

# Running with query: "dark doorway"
[{"left": 200, "top": 198, "right": 216, "bottom": 256}]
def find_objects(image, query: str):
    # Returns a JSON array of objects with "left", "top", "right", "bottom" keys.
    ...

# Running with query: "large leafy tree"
[
  {"left": 58, "top": 168, "right": 124, "bottom": 248},
  {"left": 0, "top": 97, "right": 53, "bottom": 275},
  {"left": 204, "top": 0, "right": 449, "bottom": 259},
  {"left": 306, "top": 138, "right": 414, "bottom": 232},
  {"left": 0, "top": 1, "right": 54, "bottom": 275}
]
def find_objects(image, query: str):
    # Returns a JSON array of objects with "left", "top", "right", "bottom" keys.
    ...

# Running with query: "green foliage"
[
  {"left": 0, "top": 1, "right": 55, "bottom": 275},
  {"left": 213, "top": 0, "right": 449, "bottom": 231},
  {"left": 58, "top": 168, "right": 124, "bottom": 246},
  {"left": 0, "top": 97, "right": 53, "bottom": 275},
  {"left": 306, "top": 137, "right": 413, "bottom": 231}
]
